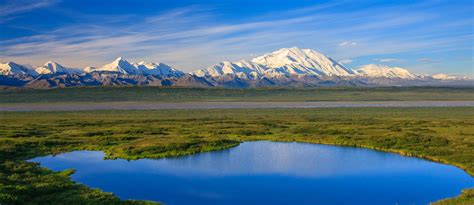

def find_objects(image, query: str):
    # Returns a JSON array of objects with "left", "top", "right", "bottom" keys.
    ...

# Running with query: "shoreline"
[{"left": 25, "top": 139, "right": 473, "bottom": 204}]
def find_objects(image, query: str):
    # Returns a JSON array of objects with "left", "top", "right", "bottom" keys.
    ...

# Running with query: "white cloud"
[
  {"left": 339, "top": 59, "right": 353, "bottom": 64},
  {"left": 0, "top": 0, "right": 59, "bottom": 17},
  {"left": 418, "top": 58, "right": 441, "bottom": 63},
  {"left": 375, "top": 58, "right": 400, "bottom": 63},
  {"left": 338, "top": 41, "right": 357, "bottom": 47}
]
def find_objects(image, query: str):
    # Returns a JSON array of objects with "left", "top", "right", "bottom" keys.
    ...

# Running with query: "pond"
[{"left": 30, "top": 141, "right": 473, "bottom": 205}]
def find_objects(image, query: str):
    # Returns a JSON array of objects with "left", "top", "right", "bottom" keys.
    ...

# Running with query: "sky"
[{"left": 0, "top": 0, "right": 473, "bottom": 76}]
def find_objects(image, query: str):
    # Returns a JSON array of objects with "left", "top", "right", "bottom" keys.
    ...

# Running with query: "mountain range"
[{"left": 1, "top": 47, "right": 472, "bottom": 88}]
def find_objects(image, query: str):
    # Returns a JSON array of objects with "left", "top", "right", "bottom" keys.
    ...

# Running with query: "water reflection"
[{"left": 30, "top": 141, "right": 474, "bottom": 205}]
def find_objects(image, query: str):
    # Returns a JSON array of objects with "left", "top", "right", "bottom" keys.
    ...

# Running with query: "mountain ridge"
[
  {"left": 192, "top": 47, "right": 356, "bottom": 79},
  {"left": 355, "top": 64, "right": 419, "bottom": 79},
  {"left": 1, "top": 47, "right": 472, "bottom": 88}
]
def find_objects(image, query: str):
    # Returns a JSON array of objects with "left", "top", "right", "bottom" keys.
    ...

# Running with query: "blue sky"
[{"left": 0, "top": 0, "right": 472, "bottom": 75}]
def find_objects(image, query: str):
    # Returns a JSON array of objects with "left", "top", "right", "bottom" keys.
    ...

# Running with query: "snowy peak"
[
  {"left": 193, "top": 47, "right": 355, "bottom": 78},
  {"left": 95, "top": 57, "right": 140, "bottom": 75},
  {"left": 34, "top": 61, "right": 83, "bottom": 75},
  {"left": 44, "top": 61, "right": 62, "bottom": 68},
  {"left": 134, "top": 61, "right": 184, "bottom": 77},
  {"left": 251, "top": 47, "right": 354, "bottom": 76},
  {"left": 85, "top": 57, "right": 140, "bottom": 75},
  {"left": 192, "top": 60, "right": 263, "bottom": 79},
  {"left": 35, "top": 61, "right": 69, "bottom": 74},
  {"left": 85, "top": 57, "right": 183, "bottom": 77},
  {"left": 83, "top": 66, "right": 96, "bottom": 73},
  {"left": 251, "top": 47, "right": 309, "bottom": 68},
  {"left": 0, "top": 62, "right": 37, "bottom": 76},
  {"left": 355, "top": 64, "right": 418, "bottom": 79}
]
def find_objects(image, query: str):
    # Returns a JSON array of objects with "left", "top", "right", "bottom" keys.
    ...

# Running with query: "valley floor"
[
  {"left": 0, "top": 107, "right": 473, "bottom": 204},
  {"left": 1, "top": 86, "right": 474, "bottom": 103},
  {"left": 2, "top": 101, "right": 474, "bottom": 111}
]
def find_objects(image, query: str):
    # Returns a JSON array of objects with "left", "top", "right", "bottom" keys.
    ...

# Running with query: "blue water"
[{"left": 30, "top": 141, "right": 473, "bottom": 205}]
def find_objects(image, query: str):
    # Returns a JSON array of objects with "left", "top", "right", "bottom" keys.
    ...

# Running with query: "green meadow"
[{"left": 1, "top": 107, "right": 473, "bottom": 204}]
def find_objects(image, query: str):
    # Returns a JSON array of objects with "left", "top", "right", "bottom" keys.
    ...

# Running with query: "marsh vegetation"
[{"left": 1, "top": 107, "right": 473, "bottom": 204}]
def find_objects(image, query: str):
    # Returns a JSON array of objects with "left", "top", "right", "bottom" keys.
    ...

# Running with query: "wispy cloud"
[
  {"left": 0, "top": 0, "right": 59, "bottom": 17},
  {"left": 338, "top": 41, "right": 357, "bottom": 47},
  {"left": 339, "top": 59, "right": 353, "bottom": 64},
  {"left": 418, "top": 58, "right": 441, "bottom": 63},
  {"left": 418, "top": 58, "right": 433, "bottom": 63},
  {"left": 0, "top": 0, "right": 59, "bottom": 24},
  {"left": 374, "top": 58, "right": 401, "bottom": 63}
]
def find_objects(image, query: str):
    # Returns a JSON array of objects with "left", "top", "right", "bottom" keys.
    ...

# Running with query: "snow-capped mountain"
[
  {"left": 192, "top": 47, "right": 354, "bottom": 78},
  {"left": 252, "top": 47, "right": 355, "bottom": 77},
  {"left": 0, "top": 62, "right": 37, "bottom": 76},
  {"left": 134, "top": 61, "right": 184, "bottom": 77},
  {"left": 35, "top": 61, "right": 81, "bottom": 75},
  {"left": 83, "top": 66, "right": 96, "bottom": 73},
  {"left": 192, "top": 60, "right": 264, "bottom": 79},
  {"left": 86, "top": 57, "right": 140, "bottom": 75},
  {"left": 84, "top": 57, "right": 182, "bottom": 77},
  {"left": 354, "top": 64, "right": 419, "bottom": 79},
  {"left": 1, "top": 47, "right": 472, "bottom": 88}
]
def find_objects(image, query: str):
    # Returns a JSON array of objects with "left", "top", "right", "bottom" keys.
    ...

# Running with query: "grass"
[
  {"left": 0, "top": 160, "right": 158, "bottom": 205},
  {"left": 433, "top": 189, "right": 474, "bottom": 205},
  {"left": 1, "top": 86, "right": 474, "bottom": 103},
  {"left": 0, "top": 107, "right": 473, "bottom": 204}
]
